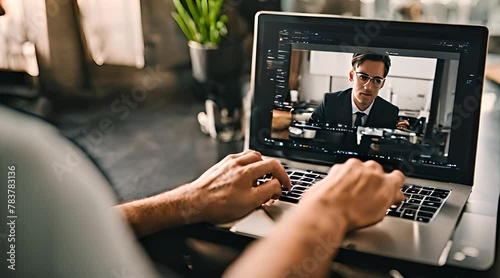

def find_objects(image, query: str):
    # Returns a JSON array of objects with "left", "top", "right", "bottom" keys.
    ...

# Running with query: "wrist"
[
  {"left": 298, "top": 197, "right": 349, "bottom": 238},
  {"left": 169, "top": 183, "right": 206, "bottom": 225}
]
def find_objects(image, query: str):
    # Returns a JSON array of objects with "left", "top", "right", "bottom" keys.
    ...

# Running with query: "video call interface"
[{"left": 263, "top": 29, "right": 474, "bottom": 169}]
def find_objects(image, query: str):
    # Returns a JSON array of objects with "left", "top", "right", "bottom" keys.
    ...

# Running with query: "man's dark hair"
[{"left": 351, "top": 53, "right": 391, "bottom": 77}]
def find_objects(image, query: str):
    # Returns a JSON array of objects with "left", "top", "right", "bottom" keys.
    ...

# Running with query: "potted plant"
[
  {"left": 171, "top": 0, "right": 245, "bottom": 141},
  {"left": 171, "top": 0, "right": 242, "bottom": 83}
]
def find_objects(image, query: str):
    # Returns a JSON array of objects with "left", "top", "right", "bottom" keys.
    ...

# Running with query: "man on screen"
[{"left": 310, "top": 53, "right": 401, "bottom": 129}]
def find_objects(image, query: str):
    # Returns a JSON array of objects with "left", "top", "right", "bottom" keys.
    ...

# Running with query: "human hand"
[
  {"left": 396, "top": 119, "right": 411, "bottom": 130},
  {"left": 299, "top": 159, "right": 405, "bottom": 233},
  {"left": 185, "top": 150, "right": 291, "bottom": 224}
]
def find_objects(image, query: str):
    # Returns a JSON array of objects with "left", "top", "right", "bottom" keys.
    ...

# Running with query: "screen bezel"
[{"left": 248, "top": 12, "right": 489, "bottom": 186}]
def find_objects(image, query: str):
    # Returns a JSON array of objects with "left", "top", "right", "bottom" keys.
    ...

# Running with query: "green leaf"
[
  {"left": 198, "top": 16, "right": 208, "bottom": 41},
  {"left": 171, "top": 12, "right": 195, "bottom": 41},
  {"left": 217, "top": 21, "right": 227, "bottom": 37},
  {"left": 201, "top": 0, "right": 208, "bottom": 18},
  {"left": 210, "top": 22, "right": 221, "bottom": 44},
  {"left": 171, "top": 0, "right": 226, "bottom": 44},
  {"left": 172, "top": 0, "right": 199, "bottom": 41},
  {"left": 209, "top": 0, "right": 223, "bottom": 23},
  {"left": 195, "top": 32, "right": 203, "bottom": 42},
  {"left": 214, "top": 30, "right": 221, "bottom": 44},
  {"left": 220, "top": 14, "right": 228, "bottom": 24},
  {"left": 196, "top": 0, "right": 202, "bottom": 14},
  {"left": 185, "top": 0, "right": 200, "bottom": 24},
  {"left": 201, "top": 0, "right": 210, "bottom": 41}
]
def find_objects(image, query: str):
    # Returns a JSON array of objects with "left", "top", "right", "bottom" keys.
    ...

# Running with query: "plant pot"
[
  {"left": 188, "top": 41, "right": 244, "bottom": 141},
  {"left": 188, "top": 40, "right": 242, "bottom": 83}
]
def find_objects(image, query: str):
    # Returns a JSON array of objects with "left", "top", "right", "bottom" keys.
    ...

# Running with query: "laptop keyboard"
[
  {"left": 257, "top": 164, "right": 451, "bottom": 223},
  {"left": 257, "top": 164, "right": 327, "bottom": 203},
  {"left": 387, "top": 184, "right": 451, "bottom": 223}
]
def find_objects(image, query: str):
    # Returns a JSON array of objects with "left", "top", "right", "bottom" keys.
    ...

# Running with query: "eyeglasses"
[{"left": 354, "top": 72, "right": 385, "bottom": 87}]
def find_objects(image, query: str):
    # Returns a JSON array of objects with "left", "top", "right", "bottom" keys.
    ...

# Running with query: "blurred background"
[
  {"left": 1, "top": 0, "right": 498, "bottom": 101},
  {"left": 0, "top": 0, "right": 499, "bottom": 201}
]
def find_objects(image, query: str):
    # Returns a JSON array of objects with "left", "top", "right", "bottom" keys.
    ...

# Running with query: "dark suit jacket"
[{"left": 310, "top": 88, "right": 399, "bottom": 128}]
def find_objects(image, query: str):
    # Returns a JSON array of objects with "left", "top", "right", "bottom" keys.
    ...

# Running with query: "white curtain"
[
  {"left": 77, "top": 0, "right": 145, "bottom": 68},
  {"left": 0, "top": 0, "right": 42, "bottom": 76}
]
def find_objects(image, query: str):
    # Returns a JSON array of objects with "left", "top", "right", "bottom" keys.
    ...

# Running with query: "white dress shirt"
[{"left": 351, "top": 92, "right": 374, "bottom": 127}]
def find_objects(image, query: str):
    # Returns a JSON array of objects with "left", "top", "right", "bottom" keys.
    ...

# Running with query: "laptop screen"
[{"left": 248, "top": 12, "right": 489, "bottom": 185}]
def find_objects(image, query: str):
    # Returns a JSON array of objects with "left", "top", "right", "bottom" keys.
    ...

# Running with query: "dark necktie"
[{"left": 354, "top": 112, "right": 366, "bottom": 127}]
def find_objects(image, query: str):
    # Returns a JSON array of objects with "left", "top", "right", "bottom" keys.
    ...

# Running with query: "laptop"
[{"left": 228, "top": 11, "right": 497, "bottom": 270}]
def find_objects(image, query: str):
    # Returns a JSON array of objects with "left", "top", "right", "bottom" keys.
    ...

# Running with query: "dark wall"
[{"left": 37, "top": 0, "right": 88, "bottom": 99}]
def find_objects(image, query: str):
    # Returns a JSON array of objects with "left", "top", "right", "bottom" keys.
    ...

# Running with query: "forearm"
[
  {"left": 115, "top": 184, "right": 201, "bottom": 237},
  {"left": 225, "top": 205, "right": 347, "bottom": 277}
]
